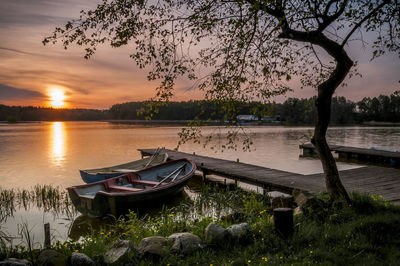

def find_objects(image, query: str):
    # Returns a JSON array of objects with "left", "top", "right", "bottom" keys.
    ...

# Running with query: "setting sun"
[{"left": 49, "top": 89, "right": 66, "bottom": 108}]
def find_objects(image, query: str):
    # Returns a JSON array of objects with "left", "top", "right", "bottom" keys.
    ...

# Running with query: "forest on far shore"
[{"left": 1, "top": 91, "right": 399, "bottom": 125}]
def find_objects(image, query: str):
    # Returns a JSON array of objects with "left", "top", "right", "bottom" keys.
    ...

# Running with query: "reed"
[
  {"left": 19, "top": 222, "right": 36, "bottom": 264},
  {"left": 0, "top": 186, "right": 78, "bottom": 223}
]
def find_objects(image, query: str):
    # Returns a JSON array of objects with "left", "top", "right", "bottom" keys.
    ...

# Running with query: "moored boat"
[
  {"left": 79, "top": 153, "right": 168, "bottom": 183},
  {"left": 68, "top": 159, "right": 196, "bottom": 217}
]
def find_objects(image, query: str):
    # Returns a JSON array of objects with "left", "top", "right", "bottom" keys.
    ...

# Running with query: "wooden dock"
[
  {"left": 300, "top": 143, "right": 400, "bottom": 167},
  {"left": 139, "top": 148, "right": 400, "bottom": 204}
]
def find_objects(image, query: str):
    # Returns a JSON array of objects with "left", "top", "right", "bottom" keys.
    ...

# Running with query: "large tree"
[{"left": 45, "top": 0, "right": 400, "bottom": 203}]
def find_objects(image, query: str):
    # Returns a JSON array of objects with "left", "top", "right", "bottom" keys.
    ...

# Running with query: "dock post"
[
  {"left": 44, "top": 223, "right": 50, "bottom": 249},
  {"left": 201, "top": 163, "right": 206, "bottom": 182},
  {"left": 273, "top": 208, "right": 293, "bottom": 238}
]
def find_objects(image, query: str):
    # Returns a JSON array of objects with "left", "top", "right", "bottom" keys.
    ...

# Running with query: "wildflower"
[
  {"left": 169, "top": 214, "right": 174, "bottom": 217},
  {"left": 74, "top": 250, "right": 78, "bottom": 253},
  {"left": 310, "top": 250, "right": 313, "bottom": 254},
  {"left": 259, "top": 209, "right": 267, "bottom": 214},
  {"left": 261, "top": 238, "right": 264, "bottom": 241},
  {"left": 108, "top": 231, "right": 111, "bottom": 235},
  {"left": 280, "top": 256, "right": 283, "bottom": 259},
  {"left": 258, "top": 229, "right": 261, "bottom": 233},
  {"left": 100, "top": 232, "right": 104, "bottom": 235},
  {"left": 248, "top": 260, "right": 251, "bottom": 263}
]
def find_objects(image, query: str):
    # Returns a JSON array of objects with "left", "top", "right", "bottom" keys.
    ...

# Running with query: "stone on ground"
[
  {"left": 168, "top": 232, "right": 202, "bottom": 255},
  {"left": 292, "top": 189, "right": 324, "bottom": 212},
  {"left": 267, "top": 191, "right": 294, "bottom": 208},
  {"left": 37, "top": 249, "right": 66, "bottom": 266},
  {"left": 104, "top": 240, "right": 137, "bottom": 265},
  {"left": 69, "top": 252, "right": 95, "bottom": 266},
  {"left": 138, "top": 236, "right": 169, "bottom": 258},
  {"left": 0, "top": 258, "right": 31, "bottom": 266},
  {"left": 205, "top": 223, "right": 229, "bottom": 244},
  {"left": 227, "top": 223, "right": 250, "bottom": 241}
]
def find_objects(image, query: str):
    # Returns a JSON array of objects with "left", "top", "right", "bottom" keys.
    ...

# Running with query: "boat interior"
[{"left": 76, "top": 160, "right": 190, "bottom": 198}]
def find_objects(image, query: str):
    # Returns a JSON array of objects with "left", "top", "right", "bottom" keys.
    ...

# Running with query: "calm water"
[{"left": 1, "top": 122, "right": 400, "bottom": 244}]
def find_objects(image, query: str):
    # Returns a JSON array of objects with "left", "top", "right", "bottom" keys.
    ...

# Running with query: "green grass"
[{"left": 2, "top": 185, "right": 400, "bottom": 265}]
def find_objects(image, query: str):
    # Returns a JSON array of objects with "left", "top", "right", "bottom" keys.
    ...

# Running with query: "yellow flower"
[
  {"left": 261, "top": 238, "right": 264, "bottom": 241},
  {"left": 258, "top": 230, "right": 261, "bottom": 233},
  {"left": 280, "top": 256, "right": 283, "bottom": 259},
  {"left": 108, "top": 231, "right": 111, "bottom": 235},
  {"left": 248, "top": 260, "right": 251, "bottom": 263},
  {"left": 310, "top": 250, "right": 313, "bottom": 254},
  {"left": 100, "top": 232, "right": 104, "bottom": 235},
  {"left": 74, "top": 250, "right": 78, "bottom": 253},
  {"left": 169, "top": 214, "right": 174, "bottom": 217}
]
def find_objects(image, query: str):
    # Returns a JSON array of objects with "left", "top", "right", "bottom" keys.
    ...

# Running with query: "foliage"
[
  {"left": 0, "top": 105, "right": 107, "bottom": 121},
  {"left": 357, "top": 91, "right": 400, "bottom": 122}
]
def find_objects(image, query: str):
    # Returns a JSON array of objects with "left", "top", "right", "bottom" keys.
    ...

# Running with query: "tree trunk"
[
  {"left": 314, "top": 93, "right": 351, "bottom": 204},
  {"left": 313, "top": 51, "right": 353, "bottom": 204}
]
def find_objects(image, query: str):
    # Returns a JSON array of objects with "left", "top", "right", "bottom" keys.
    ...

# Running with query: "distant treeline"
[
  {"left": 1, "top": 91, "right": 399, "bottom": 124},
  {"left": 0, "top": 105, "right": 106, "bottom": 122}
]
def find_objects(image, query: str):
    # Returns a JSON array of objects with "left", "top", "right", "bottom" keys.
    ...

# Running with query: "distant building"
[{"left": 236, "top": 115, "right": 258, "bottom": 124}]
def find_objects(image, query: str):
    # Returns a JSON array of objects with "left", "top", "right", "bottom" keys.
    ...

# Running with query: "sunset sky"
[{"left": 0, "top": 0, "right": 399, "bottom": 109}]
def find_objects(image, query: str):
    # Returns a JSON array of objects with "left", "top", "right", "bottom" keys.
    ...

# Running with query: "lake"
[{"left": 1, "top": 122, "right": 400, "bottom": 245}]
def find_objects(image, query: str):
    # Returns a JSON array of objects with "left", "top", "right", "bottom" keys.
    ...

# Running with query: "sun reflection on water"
[{"left": 50, "top": 122, "right": 66, "bottom": 166}]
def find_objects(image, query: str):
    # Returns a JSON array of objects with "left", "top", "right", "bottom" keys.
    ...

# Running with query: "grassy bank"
[{"left": 1, "top": 185, "right": 400, "bottom": 265}]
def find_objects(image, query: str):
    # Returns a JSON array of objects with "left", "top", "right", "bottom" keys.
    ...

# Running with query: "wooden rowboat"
[
  {"left": 68, "top": 159, "right": 196, "bottom": 217},
  {"left": 79, "top": 153, "right": 168, "bottom": 183}
]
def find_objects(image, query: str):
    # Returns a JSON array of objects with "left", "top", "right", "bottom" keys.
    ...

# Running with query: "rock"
[
  {"left": 69, "top": 253, "right": 95, "bottom": 266},
  {"left": 227, "top": 223, "right": 250, "bottom": 242},
  {"left": 168, "top": 232, "right": 202, "bottom": 255},
  {"left": 138, "top": 236, "right": 169, "bottom": 258},
  {"left": 293, "top": 206, "right": 303, "bottom": 216},
  {"left": 104, "top": 240, "right": 137, "bottom": 265},
  {"left": 37, "top": 249, "right": 66, "bottom": 266},
  {"left": 292, "top": 189, "right": 324, "bottom": 212},
  {"left": 0, "top": 258, "right": 31, "bottom": 266},
  {"left": 267, "top": 191, "right": 294, "bottom": 208},
  {"left": 205, "top": 223, "right": 229, "bottom": 244}
]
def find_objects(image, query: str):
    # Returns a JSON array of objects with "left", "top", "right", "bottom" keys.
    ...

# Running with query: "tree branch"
[
  {"left": 341, "top": 0, "right": 390, "bottom": 47},
  {"left": 318, "top": 0, "right": 349, "bottom": 31}
]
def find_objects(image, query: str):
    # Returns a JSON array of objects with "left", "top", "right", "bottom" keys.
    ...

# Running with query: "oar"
[
  {"left": 170, "top": 167, "right": 184, "bottom": 183},
  {"left": 154, "top": 163, "right": 187, "bottom": 188},
  {"left": 144, "top": 147, "right": 161, "bottom": 168}
]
